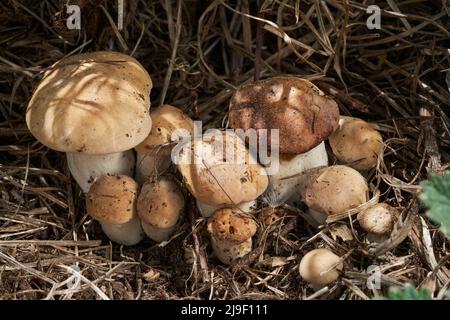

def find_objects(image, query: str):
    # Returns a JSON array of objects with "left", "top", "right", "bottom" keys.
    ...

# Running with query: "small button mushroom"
[
  {"left": 137, "top": 177, "right": 184, "bottom": 242},
  {"left": 207, "top": 208, "right": 257, "bottom": 265},
  {"left": 176, "top": 130, "right": 268, "bottom": 217},
  {"left": 26, "top": 51, "right": 152, "bottom": 192},
  {"left": 229, "top": 77, "right": 339, "bottom": 205},
  {"left": 357, "top": 203, "right": 399, "bottom": 243},
  {"left": 297, "top": 165, "right": 370, "bottom": 224},
  {"left": 134, "top": 105, "right": 194, "bottom": 183},
  {"left": 329, "top": 116, "right": 383, "bottom": 170},
  {"left": 86, "top": 175, "right": 144, "bottom": 245},
  {"left": 299, "top": 248, "right": 343, "bottom": 290}
]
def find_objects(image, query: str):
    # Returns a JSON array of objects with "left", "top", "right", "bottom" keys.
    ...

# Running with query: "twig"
[
  {"left": 159, "top": 0, "right": 183, "bottom": 105},
  {"left": 254, "top": 9, "right": 265, "bottom": 81},
  {"left": 0, "top": 240, "right": 102, "bottom": 247}
]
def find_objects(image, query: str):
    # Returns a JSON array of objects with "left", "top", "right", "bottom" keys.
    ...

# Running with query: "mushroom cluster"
[
  {"left": 26, "top": 51, "right": 191, "bottom": 246},
  {"left": 26, "top": 52, "right": 391, "bottom": 279}
]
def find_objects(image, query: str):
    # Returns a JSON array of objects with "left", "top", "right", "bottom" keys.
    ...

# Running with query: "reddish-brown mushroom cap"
[{"left": 228, "top": 77, "right": 339, "bottom": 154}]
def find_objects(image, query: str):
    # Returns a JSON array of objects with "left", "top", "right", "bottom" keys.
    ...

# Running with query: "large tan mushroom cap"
[
  {"left": 135, "top": 104, "right": 194, "bottom": 153},
  {"left": 137, "top": 177, "right": 184, "bottom": 228},
  {"left": 86, "top": 175, "right": 138, "bottom": 224},
  {"left": 329, "top": 116, "right": 383, "bottom": 170},
  {"left": 298, "top": 165, "right": 369, "bottom": 216},
  {"left": 177, "top": 131, "right": 269, "bottom": 206},
  {"left": 26, "top": 51, "right": 152, "bottom": 154},
  {"left": 357, "top": 203, "right": 398, "bottom": 235},
  {"left": 299, "top": 248, "right": 343, "bottom": 286},
  {"left": 207, "top": 208, "right": 257, "bottom": 243},
  {"left": 229, "top": 77, "right": 339, "bottom": 154}
]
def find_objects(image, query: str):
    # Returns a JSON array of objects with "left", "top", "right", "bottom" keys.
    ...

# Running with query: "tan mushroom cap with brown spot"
[
  {"left": 207, "top": 208, "right": 257, "bottom": 243},
  {"left": 137, "top": 177, "right": 184, "bottom": 228},
  {"left": 177, "top": 131, "right": 269, "bottom": 206},
  {"left": 329, "top": 116, "right": 383, "bottom": 170},
  {"left": 357, "top": 203, "right": 398, "bottom": 235},
  {"left": 135, "top": 104, "right": 194, "bottom": 154},
  {"left": 298, "top": 165, "right": 369, "bottom": 216},
  {"left": 86, "top": 175, "right": 138, "bottom": 224},
  {"left": 229, "top": 77, "right": 340, "bottom": 154},
  {"left": 26, "top": 51, "right": 152, "bottom": 154}
]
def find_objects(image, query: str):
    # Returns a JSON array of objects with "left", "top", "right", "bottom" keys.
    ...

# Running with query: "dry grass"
[{"left": 0, "top": 0, "right": 449, "bottom": 300}]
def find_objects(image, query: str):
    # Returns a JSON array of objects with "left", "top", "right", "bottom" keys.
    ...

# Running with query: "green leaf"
[
  {"left": 420, "top": 171, "right": 450, "bottom": 238},
  {"left": 384, "top": 284, "right": 432, "bottom": 300}
]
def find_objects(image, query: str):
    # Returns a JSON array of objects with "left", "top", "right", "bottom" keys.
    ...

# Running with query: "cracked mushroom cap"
[
  {"left": 86, "top": 175, "right": 138, "bottom": 224},
  {"left": 357, "top": 203, "right": 398, "bottom": 235},
  {"left": 207, "top": 208, "right": 257, "bottom": 243},
  {"left": 26, "top": 51, "right": 152, "bottom": 154},
  {"left": 137, "top": 177, "right": 184, "bottom": 228},
  {"left": 329, "top": 116, "right": 383, "bottom": 170},
  {"left": 176, "top": 130, "right": 269, "bottom": 206},
  {"left": 299, "top": 248, "right": 343, "bottom": 287},
  {"left": 134, "top": 104, "right": 194, "bottom": 154},
  {"left": 298, "top": 165, "right": 369, "bottom": 216},
  {"left": 229, "top": 77, "right": 339, "bottom": 154}
]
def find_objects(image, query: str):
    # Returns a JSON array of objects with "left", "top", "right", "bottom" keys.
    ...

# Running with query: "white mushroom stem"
[
  {"left": 210, "top": 236, "right": 253, "bottom": 265},
  {"left": 196, "top": 200, "right": 257, "bottom": 218},
  {"left": 264, "top": 141, "right": 328, "bottom": 207},
  {"left": 99, "top": 215, "right": 144, "bottom": 246},
  {"left": 67, "top": 151, "right": 135, "bottom": 192},
  {"left": 141, "top": 222, "right": 176, "bottom": 242}
]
